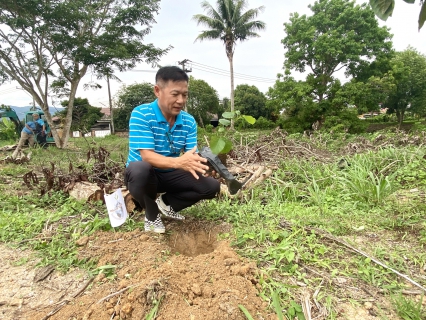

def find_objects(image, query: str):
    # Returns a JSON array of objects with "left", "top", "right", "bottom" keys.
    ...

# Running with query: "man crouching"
[{"left": 125, "top": 66, "right": 220, "bottom": 233}]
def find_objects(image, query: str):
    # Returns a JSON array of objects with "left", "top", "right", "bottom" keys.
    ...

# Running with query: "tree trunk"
[
  {"left": 397, "top": 110, "right": 405, "bottom": 129},
  {"left": 228, "top": 54, "right": 235, "bottom": 130},
  {"left": 226, "top": 37, "right": 235, "bottom": 130},
  {"left": 107, "top": 75, "right": 115, "bottom": 134}
]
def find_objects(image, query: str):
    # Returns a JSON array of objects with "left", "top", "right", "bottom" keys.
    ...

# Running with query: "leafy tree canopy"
[
  {"left": 0, "top": 0, "right": 169, "bottom": 147},
  {"left": 233, "top": 84, "right": 267, "bottom": 119},
  {"left": 58, "top": 97, "right": 102, "bottom": 133},
  {"left": 282, "top": 0, "right": 393, "bottom": 103},
  {"left": 187, "top": 76, "right": 220, "bottom": 127},
  {"left": 114, "top": 82, "right": 156, "bottom": 130},
  {"left": 383, "top": 47, "right": 426, "bottom": 126}
]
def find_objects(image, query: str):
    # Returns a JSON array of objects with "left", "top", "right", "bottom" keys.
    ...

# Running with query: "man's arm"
[
  {"left": 25, "top": 122, "right": 34, "bottom": 133},
  {"left": 140, "top": 147, "right": 209, "bottom": 180}
]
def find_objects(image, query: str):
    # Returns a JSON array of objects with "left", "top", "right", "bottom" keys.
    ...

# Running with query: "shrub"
[
  {"left": 322, "top": 110, "right": 368, "bottom": 134},
  {"left": 0, "top": 118, "right": 18, "bottom": 140},
  {"left": 277, "top": 117, "right": 310, "bottom": 134},
  {"left": 253, "top": 117, "right": 276, "bottom": 129}
]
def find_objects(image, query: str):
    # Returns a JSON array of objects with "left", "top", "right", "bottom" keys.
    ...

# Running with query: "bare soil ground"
[
  {"left": 1, "top": 218, "right": 277, "bottom": 320},
  {"left": 0, "top": 217, "right": 407, "bottom": 320}
]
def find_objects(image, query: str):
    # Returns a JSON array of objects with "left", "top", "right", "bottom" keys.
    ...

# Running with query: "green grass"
[{"left": 1, "top": 131, "right": 426, "bottom": 319}]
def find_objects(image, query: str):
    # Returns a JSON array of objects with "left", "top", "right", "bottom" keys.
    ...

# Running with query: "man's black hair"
[{"left": 155, "top": 66, "right": 188, "bottom": 84}]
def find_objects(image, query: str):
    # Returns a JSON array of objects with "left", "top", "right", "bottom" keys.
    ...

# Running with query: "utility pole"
[
  {"left": 178, "top": 59, "right": 192, "bottom": 111},
  {"left": 177, "top": 59, "right": 192, "bottom": 73},
  {"left": 106, "top": 74, "right": 115, "bottom": 134}
]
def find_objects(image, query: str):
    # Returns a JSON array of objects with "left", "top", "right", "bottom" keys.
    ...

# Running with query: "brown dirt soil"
[
  {"left": 0, "top": 218, "right": 409, "bottom": 320},
  {"left": 20, "top": 219, "right": 276, "bottom": 320}
]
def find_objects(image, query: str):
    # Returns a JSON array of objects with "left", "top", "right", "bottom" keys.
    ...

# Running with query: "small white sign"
[{"left": 104, "top": 189, "right": 128, "bottom": 227}]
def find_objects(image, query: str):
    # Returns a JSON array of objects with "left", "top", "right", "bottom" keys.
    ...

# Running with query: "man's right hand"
[{"left": 176, "top": 146, "right": 210, "bottom": 180}]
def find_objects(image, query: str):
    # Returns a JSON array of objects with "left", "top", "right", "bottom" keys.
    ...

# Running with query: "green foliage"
[
  {"left": 369, "top": 0, "right": 425, "bottom": 31},
  {"left": 0, "top": 117, "right": 17, "bottom": 140},
  {"left": 0, "top": 192, "right": 111, "bottom": 271},
  {"left": 236, "top": 116, "right": 275, "bottom": 130},
  {"left": 209, "top": 110, "right": 255, "bottom": 154},
  {"left": 273, "top": 0, "right": 393, "bottom": 127},
  {"left": 188, "top": 76, "right": 220, "bottom": 127},
  {"left": 0, "top": 0, "right": 169, "bottom": 147},
  {"left": 234, "top": 84, "right": 268, "bottom": 119},
  {"left": 58, "top": 97, "right": 102, "bottom": 133},
  {"left": 383, "top": 47, "right": 426, "bottom": 126},
  {"left": 114, "top": 82, "right": 156, "bottom": 130},
  {"left": 321, "top": 109, "right": 368, "bottom": 134},
  {"left": 276, "top": 115, "right": 312, "bottom": 134},
  {"left": 392, "top": 293, "right": 426, "bottom": 320}
]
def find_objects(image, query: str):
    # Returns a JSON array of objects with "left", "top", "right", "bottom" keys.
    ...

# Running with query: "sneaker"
[
  {"left": 144, "top": 215, "right": 165, "bottom": 233},
  {"left": 156, "top": 195, "right": 185, "bottom": 220}
]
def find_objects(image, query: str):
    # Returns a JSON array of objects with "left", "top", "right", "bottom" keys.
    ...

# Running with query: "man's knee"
[
  {"left": 203, "top": 178, "right": 220, "bottom": 199},
  {"left": 125, "top": 161, "right": 154, "bottom": 186}
]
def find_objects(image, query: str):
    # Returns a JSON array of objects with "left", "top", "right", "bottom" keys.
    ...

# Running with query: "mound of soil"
[{"left": 20, "top": 219, "right": 274, "bottom": 320}]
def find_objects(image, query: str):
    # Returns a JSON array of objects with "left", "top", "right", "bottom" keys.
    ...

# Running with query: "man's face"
[
  {"left": 154, "top": 80, "right": 188, "bottom": 119},
  {"left": 32, "top": 114, "right": 39, "bottom": 120}
]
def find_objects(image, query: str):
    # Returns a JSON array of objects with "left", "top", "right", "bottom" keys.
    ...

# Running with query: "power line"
[
  {"left": 191, "top": 65, "right": 275, "bottom": 83},
  {"left": 190, "top": 61, "right": 276, "bottom": 82}
]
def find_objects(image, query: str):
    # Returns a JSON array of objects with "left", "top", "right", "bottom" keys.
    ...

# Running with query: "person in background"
[
  {"left": 12, "top": 113, "right": 45, "bottom": 158},
  {"left": 125, "top": 66, "right": 220, "bottom": 233}
]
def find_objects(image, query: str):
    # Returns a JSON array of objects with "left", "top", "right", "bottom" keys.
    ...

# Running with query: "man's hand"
[{"left": 176, "top": 146, "right": 210, "bottom": 179}]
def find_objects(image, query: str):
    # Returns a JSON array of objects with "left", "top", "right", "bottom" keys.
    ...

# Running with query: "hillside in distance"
[{"left": 8, "top": 106, "right": 64, "bottom": 120}]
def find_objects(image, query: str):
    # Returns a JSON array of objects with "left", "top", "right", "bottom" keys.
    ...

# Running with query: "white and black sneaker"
[
  {"left": 156, "top": 194, "right": 185, "bottom": 221},
  {"left": 144, "top": 215, "right": 165, "bottom": 233}
]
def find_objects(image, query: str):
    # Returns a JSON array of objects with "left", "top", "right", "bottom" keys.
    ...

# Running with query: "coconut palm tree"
[{"left": 193, "top": 0, "right": 265, "bottom": 128}]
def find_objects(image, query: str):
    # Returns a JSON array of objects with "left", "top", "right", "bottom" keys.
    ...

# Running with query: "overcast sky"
[{"left": 1, "top": 0, "right": 425, "bottom": 108}]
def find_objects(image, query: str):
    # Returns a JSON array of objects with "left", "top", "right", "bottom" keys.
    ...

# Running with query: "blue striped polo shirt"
[{"left": 126, "top": 99, "right": 198, "bottom": 168}]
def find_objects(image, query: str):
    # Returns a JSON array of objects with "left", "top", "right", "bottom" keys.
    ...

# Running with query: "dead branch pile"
[
  {"left": 229, "top": 128, "right": 333, "bottom": 167},
  {"left": 344, "top": 131, "right": 426, "bottom": 154},
  {"left": 22, "top": 147, "right": 124, "bottom": 199},
  {"left": 1, "top": 152, "right": 31, "bottom": 164}
]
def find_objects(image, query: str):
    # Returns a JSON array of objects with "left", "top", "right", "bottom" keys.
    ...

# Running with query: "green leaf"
[
  {"left": 219, "top": 118, "right": 231, "bottom": 126},
  {"left": 369, "top": 0, "right": 395, "bottom": 21},
  {"left": 419, "top": 2, "right": 426, "bottom": 30},
  {"left": 272, "top": 291, "right": 285, "bottom": 320},
  {"left": 242, "top": 115, "right": 256, "bottom": 125},
  {"left": 210, "top": 136, "right": 226, "bottom": 154},
  {"left": 222, "top": 111, "right": 235, "bottom": 119},
  {"left": 218, "top": 127, "right": 225, "bottom": 133},
  {"left": 221, "top": 139, "right": 233, "bottom": 154},
  {"left": 238, "top": 305, "right": 255, "bottom": 320}
]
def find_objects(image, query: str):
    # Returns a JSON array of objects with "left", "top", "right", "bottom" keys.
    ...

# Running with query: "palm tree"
[{"left": 193, "top": 0, "right": 265, "bottom": 128}]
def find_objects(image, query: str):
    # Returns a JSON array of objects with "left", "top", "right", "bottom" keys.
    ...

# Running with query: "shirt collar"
[{"left": 153, "top": 99, "right": 183, "bottom": 126}]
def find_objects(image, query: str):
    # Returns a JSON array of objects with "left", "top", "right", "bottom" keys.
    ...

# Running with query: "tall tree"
[
  {"left": 278, "top": 0, "right": 392, "bottom": 125},
  {"left": 0, "top": 0, "right": 169, "bottom": 148},
  {"left": 187, "top": 76, "right": 220, "bottom": 127},
  {"left": 233, "top": 84, "right": 267, "bottom": 119},
  {"left": 193, "top": 0, "right": 265, "bottom": 128},
  {"left": 383, "top": 47, "right": 426, "bottom": 127},
  {"left": 369, "top": 0, "right": 426, "bottom": 30},
  {"left": 114, "top": 82, "right": 156, "bottom": 130}
]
